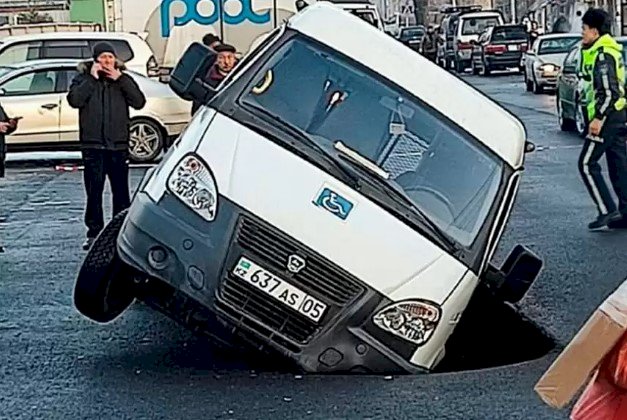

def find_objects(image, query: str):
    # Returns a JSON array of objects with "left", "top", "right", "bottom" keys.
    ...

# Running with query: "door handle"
[{"left": 41, "top": 103, "right": 58, "bottom": 110}]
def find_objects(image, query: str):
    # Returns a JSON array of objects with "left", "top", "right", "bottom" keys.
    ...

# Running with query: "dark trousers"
[
  {"left": 82, "top": 149, "right": 130, "bottom": 238},
  {"left": 578, "top": 122, "right": 627, "bottom": 216}
]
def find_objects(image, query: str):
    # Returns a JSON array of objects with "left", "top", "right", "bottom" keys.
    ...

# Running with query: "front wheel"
[
  {"left": 74, "top": 209, "right": 135, "bottom": 323},
  {"left": 129, "top": 119, "right": 165, "bottom": 163}
]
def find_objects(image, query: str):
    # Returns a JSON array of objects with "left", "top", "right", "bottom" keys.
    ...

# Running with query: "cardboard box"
[{"left": 535, "top": 279, "right": 627, "bottom": 409}]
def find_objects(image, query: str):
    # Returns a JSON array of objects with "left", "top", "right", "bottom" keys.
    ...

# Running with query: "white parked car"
[
  {"left": 523, "top": 33, "right": 581, "bottom": 94},
  {"left": 73, "top": 3, "right": 542, "bottom": 373},
  {"left": 0, "top": 32, "right": 159, "bottom": 78},
  {"left": 2, "top": 60, "right": 190, "bottom": 162}
]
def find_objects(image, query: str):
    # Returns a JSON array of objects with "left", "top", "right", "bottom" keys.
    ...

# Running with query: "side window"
[
  {"left": 43, "top": 40, "right": 91, "bottom": 59},
  {"left": 0, "top": 42, "right": 42, "bottom": 65},
  {"left": 59, "top": 70, "right": 79, "bottom": 92},
  {"left": 89, "top": 40, "right": 134, "bottom": 62},
  {"left": 1, "top": 70, "right": 59, "bottom": 96}
]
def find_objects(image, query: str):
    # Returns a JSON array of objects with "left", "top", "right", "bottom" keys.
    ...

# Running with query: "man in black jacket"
[
  {"left": 0, "top": 104, "right": 19, "bottom": 253},
  {"left": 67, "top": 42, "right": 146, "bottom": 250}
]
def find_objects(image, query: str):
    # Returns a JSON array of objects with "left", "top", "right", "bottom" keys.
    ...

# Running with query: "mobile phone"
[{"left": 11, "top": 116, "right": 23, "bottom": 121}]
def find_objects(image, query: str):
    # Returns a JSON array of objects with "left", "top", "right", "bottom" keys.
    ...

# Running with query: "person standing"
[
  {"left": 67, "top": 42, "right": 146, "bottom": 250},
  {"left": 0, "top": 105, "right": 19, "bottom": 253},
  {"left": 191, "top": 34, "right": 222, "bottom": 116},
  {"left": 421, "top": 26, "right": 438, "bottom": 62},
  {"left": 578, "top": 8, "right": 627, "bottom": 230},
  {"left": 191, "top": 44, "right": 238, "bottom": 115}
]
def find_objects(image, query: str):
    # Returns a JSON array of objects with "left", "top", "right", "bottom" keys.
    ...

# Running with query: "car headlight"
[
  {"left": 372, "top": 300, "right": 441, "bottom": 346},
  {"left": 167, "top": 153, "right": 218, "bottom": 221},
  {"left": 539, "top": 63, "right": 558, "bottom": 73}
]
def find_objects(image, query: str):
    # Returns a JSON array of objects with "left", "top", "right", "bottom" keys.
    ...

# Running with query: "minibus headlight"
[{"left": 167, "top": 153, "right": 218, "bottom": 222}]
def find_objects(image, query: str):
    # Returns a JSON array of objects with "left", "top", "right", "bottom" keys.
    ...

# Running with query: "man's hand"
[
  {"left": 103, "top": 67, "right": 122, "bottom": 81},
  {"left": 90, "top": 63, "right": 102, "bottom": 80},
  {"left": 0, "top": 122, "right": 11, "bottom": 134},
  {"left": 589, "top": 118, "right": 603, "bottom": 137}
]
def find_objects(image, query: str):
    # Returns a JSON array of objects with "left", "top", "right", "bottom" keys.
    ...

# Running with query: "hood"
[
  {"left": 77, "top": 59, "right": 127, "bottom": 74},
  {"left": 537, "top": 52, "right": 569, "bottom": 66},
  {"left": 183, "top": 111, "right": 470, "bottom": 305},
  {"left": 589, "top": 34, "right": 622, "bottom": 54}
]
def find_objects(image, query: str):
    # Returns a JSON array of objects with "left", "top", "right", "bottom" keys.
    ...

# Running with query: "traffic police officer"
[{"left": 578, "top": 8, "right": 627, "bottom": 230}]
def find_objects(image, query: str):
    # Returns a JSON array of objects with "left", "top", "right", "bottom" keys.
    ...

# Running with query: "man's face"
[
  {"left": 582, "top": 23, "right": 598, "bottom": 46},
  {"left": 97, "top": 52, "right": 116, "bottom": 69},
  {"left": 217, "top": 51, "right": 236, "bottom": 73}
]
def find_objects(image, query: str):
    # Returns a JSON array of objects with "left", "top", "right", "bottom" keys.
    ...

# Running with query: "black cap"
[
  {"left": 214, "top": 44, "right": 236, "bottom": 53},
  {"left": 92, "top": 41, "right": 116, "bottom": 59},
  {"left": 582, "top": 8, "right": 611, "bottom": 35},
  {"left": 202, "top": 33, "right": 221, "bottom": 46}
]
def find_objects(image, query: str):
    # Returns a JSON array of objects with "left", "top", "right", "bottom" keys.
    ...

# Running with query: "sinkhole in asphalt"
[{"left": 432, "top": 285, "right": 556, "bottom": 374}]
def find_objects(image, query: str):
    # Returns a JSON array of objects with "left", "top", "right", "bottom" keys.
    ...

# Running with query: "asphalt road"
[{"left": 2, "top": 71, "right": 627, "bottom": 420}]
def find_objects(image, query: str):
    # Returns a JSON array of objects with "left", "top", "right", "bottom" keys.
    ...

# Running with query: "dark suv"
[{"left": 470, "top": 24, "right": 529, "bottom": 75}]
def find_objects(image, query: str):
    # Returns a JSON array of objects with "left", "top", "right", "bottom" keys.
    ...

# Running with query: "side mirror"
[
  {"left": 525, "top": 141, "right": 536, "bottom": 153},
  {"left": 484, "top": 245, "right": 543, "bottom": 303},
  {"left": 169, "top": 42, "right": 217, "bottom": 104}
]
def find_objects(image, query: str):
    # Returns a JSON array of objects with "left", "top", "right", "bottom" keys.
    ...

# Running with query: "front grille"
[
  {"left": 219, "top": 273, "right": 319, "bottom": 346},
  {"left": 235, "top": 217, "right": 365, "bottom": 305},
  {"left": 216, "top": 215, "right": 366, "bottom": 348}
]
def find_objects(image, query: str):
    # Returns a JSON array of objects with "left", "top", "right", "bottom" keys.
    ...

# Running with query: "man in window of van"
[
  {"left": 191, "top": 44, "right": 238, "bottom": 116},
  {"left": 67, "top": 42, "right": 146, "bottom": 250}
]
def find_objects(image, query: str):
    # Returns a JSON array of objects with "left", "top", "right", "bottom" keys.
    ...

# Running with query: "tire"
[
  {"left": 129, "top": 119, "right": 165, "bottom": 163},
  {"left": 455, "top": 59, "right": 465, "bottom": 73},
  {"left": 557, "top": 96, "right": 575, "bottom": 131},
  {"left": 74, "top": 209, "right": 135, "bottom": 323},
  {"left": 481, "top": 60, "right": 491, "bottom": 77},
  {"left": 532, "top": 77, "right": 543, "bottom": 94}
]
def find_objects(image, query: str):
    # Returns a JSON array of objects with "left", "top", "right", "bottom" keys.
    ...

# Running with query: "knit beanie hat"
[{"left": 92, "top": 42, "right": 116, "bottom": 60}]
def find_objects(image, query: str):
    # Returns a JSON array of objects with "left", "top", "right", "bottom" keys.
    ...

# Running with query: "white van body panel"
[{"left": 147, "top": 111, "right": 468, "bottom": 305}]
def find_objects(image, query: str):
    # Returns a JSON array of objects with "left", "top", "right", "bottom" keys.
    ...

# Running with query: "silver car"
[
  {"left": 1, "top": 59, "right": 190, "bottom": 162},
  {"left": 523, "top": 33, "right": 581, "bottom": 94}
]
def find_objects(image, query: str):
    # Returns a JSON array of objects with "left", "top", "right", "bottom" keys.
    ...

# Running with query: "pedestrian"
[
  {"left": 67, "top": 41, "right": 146, "bottom": 250},
  {"left": 0, "top": 105, "right": 18, "bottom": 179},
  {"left": 421, "top": 25, "right": 438, "bottom": 62},
  {"left": 577, "top": 8, "right": 627, "bottom": 230},
  {"left": 191, "top": 44, "right": 238, "bottom": 116},
  {"left": 191, "top": 34, "right": 222, "bottom": 116},
  {"left": 0, "top": 105, "right": 19, "bottom": 254}
]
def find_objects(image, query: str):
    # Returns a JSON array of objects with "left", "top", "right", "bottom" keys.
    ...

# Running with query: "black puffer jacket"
[
  {"left": 0, "top": 104, "right": 17, "bottom": 178},
  {"left": 67, "top": 60, "right": 146, "bottom": 150}
]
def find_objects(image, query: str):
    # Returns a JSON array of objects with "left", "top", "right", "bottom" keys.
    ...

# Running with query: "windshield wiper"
[
  {"left": 334, "top": 141, "right": 458, "bottom": 253},
  {"left": 246, "top": 105, "right": 362, "bottom": 190}
]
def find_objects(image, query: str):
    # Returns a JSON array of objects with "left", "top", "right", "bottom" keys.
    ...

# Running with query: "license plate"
[
  {"left": 508, "top": 45, "right": 518, "bottom": 51},
  {"left": 232, "top": 256, "right": 328, "bottom": 323}
]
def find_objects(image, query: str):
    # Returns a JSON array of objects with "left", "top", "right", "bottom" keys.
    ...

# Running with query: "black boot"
[{"left": 589, "top": 211, "right": 621, "bottom": 230}]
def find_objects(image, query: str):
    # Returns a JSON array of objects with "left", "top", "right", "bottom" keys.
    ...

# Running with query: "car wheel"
[
  {"left": 129, "top": 119, "right": 164, "bottom": 163},
  {"left": 557, "top": 96, "right": 575, "bottom": 131},
  {"left": 575, "top": 98, "right": 588, "bottom": 138},
  {"left": 74, "top": 209, "right": 135, "bottom": 324},
  {"left": 481, "top": 61, "right": 491, "bottom": 76},
  {"left": 532, "top": 77, "right": 543, "bottom": 94},
  {"left": 455, "top": 59, "right": 465, "bottom": 73}
]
